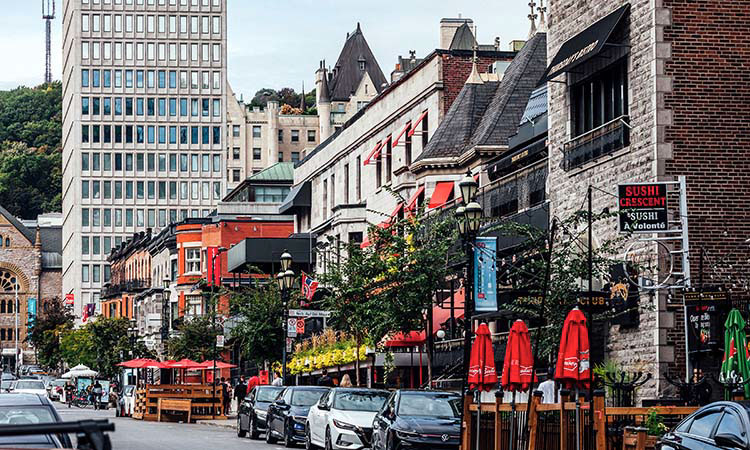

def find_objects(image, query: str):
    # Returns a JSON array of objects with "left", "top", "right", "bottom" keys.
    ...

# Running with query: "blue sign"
[
  {"left": 27, "top": 297, "right": 37, "bottom": 330},
  {"left": 473, "top": 237, "right": 498, "bottom": 312}
]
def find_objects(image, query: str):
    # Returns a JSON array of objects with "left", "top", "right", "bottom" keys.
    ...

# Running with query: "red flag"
[
  {"left": 301, "top": 272, "right": 319, "bottom": 301},
  {"left": 206, "top": 246, "right": 221, "bottom": 286}
]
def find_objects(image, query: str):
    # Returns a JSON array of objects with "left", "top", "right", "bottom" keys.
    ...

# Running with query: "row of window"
[
  {"left": 0, "top": 329, "right": 16, "bottom": 341},
  {"left": 81, "top": 12, "right": 221, "bottom": 35},
  {"left": 82, "top": 0, "right": 221, "bottom": 9},
  {"left": 81, "top": 264, "right": 110, "bottom": 284},
  {"left": 82, "top": 96, "right": 221, "bottom": 118},
  {"left": 81, "top": 40, "right": 221, "bottom": 64},
  {"left": 81, "top": 179, "right": 222, "bottom": 202},
  {"left": 0, "top": 301, "right": 15, "bottom": 314},
  {"left": 82, "top": 152, "right": 220, "bottom": 173},
  {"left": 236, "top": 125, "right": 316, "bottom": 142},
  {"left": 82, "top": 206, "right": 213, "bottom": 229},
  {"left": 81, "top": 124, "right": 221, "bottom": 146},
  {"left": 81, "top": 69, "right": 221, "bottom": 91}
]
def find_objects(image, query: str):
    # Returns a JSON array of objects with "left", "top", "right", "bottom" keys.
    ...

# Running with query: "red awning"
[
  {"left": 363, "top": 141, "right": 383, "bottom": 166},
  {"left": 387, "top": 203, "right": 404, "bottom": 223},
  {"left": 385, "top": 331, "right": 426, "bottom": 347},
  {"left": 428, "top": 182, "right": 455, "bottom": 209},
  {"left": 408, "top": 111, "right": 428, "bottom": 137},
  {"left": 406, "top": 186, "right": 425, "bottom": 211},
  {"left": 360, "top": 236, "right": 370, "bottom": 249},
  {"left": 392, "top": 122, "right": 411, "bottom": 147}
]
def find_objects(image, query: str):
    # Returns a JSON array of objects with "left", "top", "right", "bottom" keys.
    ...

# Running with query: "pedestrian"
[
  {"left": 220, "top": 377, "right": 231, "bottom": 415},
  {"left": 318, "top": 369, "right": 335, "bottom": 387},
  {"left": 233, "top": 376, "right": 247, "bottom": 413},
  {"left": 92, "top": 381, "right": 103, "bottom": 410},
  {"left": 64, "top": 382, "right": 74, "bottom": 408},
  {"left": 271, "top": 371, "right": 283, "bottom": 387},
  {"left": 340, "top": 374, "right": 353, "bottom": 388},
  {"left": 538, "top": 367, "right": 557, "bottom": 404},
  {"left": 247, "top": 374, "right": 260, "bottom": 391}
]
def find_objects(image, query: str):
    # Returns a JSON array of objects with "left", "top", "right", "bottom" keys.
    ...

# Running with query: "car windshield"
[
  {"left": 334, "top": 391, "right": 390, "bottom": 412},
  {"left": 398, "top": 393, "right": 461, "bottom": 418},
  {"left": 257, "top": 388, "right": 283, "bottom": 402},
  {"left": 291, "top": 389, "right": 326, "bottom": 406},
  {"left": 0, "top": 406, "right": 55, "bottom": 425},
  {"left": 0, "top": 381, "right": 12, "bottom": 389},
  {"left": 14, "top": 381, "right": 45, "bottom": 390}
]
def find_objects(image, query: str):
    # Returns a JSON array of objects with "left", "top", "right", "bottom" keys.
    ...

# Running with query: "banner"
[
  {"left": 301, "top": 272, "right": 319, "bottom": 301},
  {"left": 473, "top": 237, "right": 498, "bottom": 312},
  {"left": 27, "top": 297, "right": 37, "bottom": 332},
  {"left": 206, "top": 246, "right": 221, "bottom": 286}
]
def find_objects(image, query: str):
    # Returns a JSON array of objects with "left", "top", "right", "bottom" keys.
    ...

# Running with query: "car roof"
[
  {"left": 287, "top": 386, "right": 329, "bottom": 391},
  {"left": 332, "top": 387, "right": 389, "bottom": 393},
  {"left": 397, "top": 389, "right": 460, "bottom": 396},
  {"left": 0, "top": 393, "right": 48, "bottom": 406}
]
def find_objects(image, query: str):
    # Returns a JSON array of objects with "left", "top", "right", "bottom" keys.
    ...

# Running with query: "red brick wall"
[
  {"left": 662, "top": 0, "right": 750, "bottom": 378},
  {"left": 440, "top": 54, "right": 512, "bottom": 115}
]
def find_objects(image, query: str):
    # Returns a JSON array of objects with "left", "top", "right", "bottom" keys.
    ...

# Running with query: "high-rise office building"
[{"left": 62, "top": 0, "right": 227, "bottom": 320}]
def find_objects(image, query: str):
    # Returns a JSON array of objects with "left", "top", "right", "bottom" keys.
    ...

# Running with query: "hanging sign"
[
  {"left": 287, "top": 318, "right": 298, "bottom": 337},
  {"left": 618, "top": 183, "right": 669, "bottom": 233},
  {"left": 296, "top": 319, "right": 305, "bottom": 334},
  {"left": 65, "top": 294, "right": 74, "bottom": 306},
  {"left": 215, "top": 335, "right": 225, "bottom": 348},
  {"left": 288, "top": 309, "right": 331, "bottom": 318},
  {"left": 473, "top": 237, "right": 498, "bottom": 312}
]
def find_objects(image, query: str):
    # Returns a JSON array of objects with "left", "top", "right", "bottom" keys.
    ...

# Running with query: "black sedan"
[
  {"left": 237, "top": 385, "right": 284, "bottom": 439},
  {"left": 0, "top": 393, "right": 73, "bottom": 448},
  {"left": 658, "top": 401, "right": 750, "bottom": 450},
  {"left": 266, "top": 386, "right": 329, "bottom": 447},
  {"left": 371, "top": 390, "right": 461, "bottom": 450}
]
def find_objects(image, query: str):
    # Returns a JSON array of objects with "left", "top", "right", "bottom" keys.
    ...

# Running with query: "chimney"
[{"left": 440, "top": 17, "right": 474, "bottom": 49}]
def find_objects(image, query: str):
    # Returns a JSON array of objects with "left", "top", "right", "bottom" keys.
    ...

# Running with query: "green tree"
[
  {"left": 0, "top": 142, "right": 62, "bottom": 218},
  {"left": 167, "top": 314, "right": 220, "bottom": 361},
  {"left": 249, "top": 88, "right": 280, "bottom": 108},
  {"left": 26, "top": 298, "right": 74, "bottom": 371},
  {"left": 60, "top": 327, "right": 96, "bottom": 369},
  {"left": 229, "top": 284, "right": 285, "bottom": 366}
]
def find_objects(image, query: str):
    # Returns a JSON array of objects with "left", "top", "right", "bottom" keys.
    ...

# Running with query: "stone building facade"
[
  {"left": 0, "top": 209, "right": 63, "bottom": 370},
  {"left": 546, "top": 0, "right": 750, "bottom": 399}
]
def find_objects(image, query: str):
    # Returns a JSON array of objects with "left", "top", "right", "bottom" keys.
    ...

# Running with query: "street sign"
[
  {"left": 296, "top": 319, "right": 305, "bottom": 334},
  {"left": 683, "top": 289, "right": 729, "bottom": 305},
  {"left": 216, "top": 335, "right": 225, "bottom": 348},
  {"left": 618, "top": 183, "right": 669, "bottom": 233},
  {"left": 287, "top": 318, "right": 298, "bottom": 337},
  {"left": 286, "top": 338, "right": 293, "bottom": 353},
  {"left": 64, "top": 293, "right": 74, "bottom": 305},
  {"left": 288, "top": 309, "right": 331, "bottom": 318}
]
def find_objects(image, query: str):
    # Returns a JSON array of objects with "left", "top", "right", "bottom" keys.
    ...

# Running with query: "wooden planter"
[{"left": 622, "top": 427, "right": 659, "bottom": 450}]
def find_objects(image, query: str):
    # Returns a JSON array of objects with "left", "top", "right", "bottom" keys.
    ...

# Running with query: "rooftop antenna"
[{"left": 42, "top": 0, "right": 56, "bottom": 84}]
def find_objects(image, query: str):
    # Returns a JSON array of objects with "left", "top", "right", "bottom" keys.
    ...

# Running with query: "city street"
[{"left": 54, "top": 405, "right": 278, "bottom": 450}]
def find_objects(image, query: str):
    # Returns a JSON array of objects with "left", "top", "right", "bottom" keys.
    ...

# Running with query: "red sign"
[
  {"left": 65, "top": 294, "right": 74, "bottom": 305},
  {"left": 296, "top": 319, "right": 305, "bottom": 334},
  {"left": 206, "top": 246, "right": 221, "bottom": 286},
  {"left": 618, "top": 183, "right": 669, "bottom": 233},
  {"left": 259, "top": 370, "right": 269, "bottom": 385}
]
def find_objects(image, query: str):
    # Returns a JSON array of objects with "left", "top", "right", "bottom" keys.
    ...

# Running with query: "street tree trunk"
[{"left": 355, "top": 334, "right": 361, "bottom": 387}]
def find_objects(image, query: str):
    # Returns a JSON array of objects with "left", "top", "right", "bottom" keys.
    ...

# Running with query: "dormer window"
[{"left": 359, "top": 60, "right": 365, "bottom": 71}]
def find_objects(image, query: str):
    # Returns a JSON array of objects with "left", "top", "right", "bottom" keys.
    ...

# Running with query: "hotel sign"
[{"left": 618, "top": 183, "right": 669, "bottom": 233}]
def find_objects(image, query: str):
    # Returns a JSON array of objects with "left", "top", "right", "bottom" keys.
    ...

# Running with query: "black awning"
[
  {"left": 487, "top": 137, "right": 547, "bottom": 181},
  {"left": 227, "top": 236, "right": 314, "bottom": 273},
  {"left": 278, "top": 181, "right": 311, "bottom": 214},
  {"left": 543, "top": 4, "right": 630, "bottom": 81}
]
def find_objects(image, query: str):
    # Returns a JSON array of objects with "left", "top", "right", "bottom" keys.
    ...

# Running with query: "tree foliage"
[
  {"left": 167, "top": 314, "right": 220, "bottom": 361},
  {"left": 229, "top": 284, "right": 285, "bottom": 365},
  {"left": 248, "top": 87, "right": 316, "bottom": 115},
  {"left": 26, "top": 299, "right": 74, "bottom": 371}
]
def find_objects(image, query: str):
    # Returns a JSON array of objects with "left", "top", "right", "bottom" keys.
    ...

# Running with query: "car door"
[
  {"left": 239, "top": 387, "right": 255, "bottom": 430},
  {"left": 275, "top": 388, "right": 293, "bottom": 436},
  {"left": 268, "top": 388, "right": 287, "bottom": 435},
  {"left": 711, "top": 406, "right": 748, "bottom": 449},
  {"left": 308, "top": 390, "right": 326, "bottom": 445},
  {"left": 675, "top": 407, "right": 723, "bottom": 450},
  {"left": 373, "top": 392, "right": 396, "bottom": 450}
]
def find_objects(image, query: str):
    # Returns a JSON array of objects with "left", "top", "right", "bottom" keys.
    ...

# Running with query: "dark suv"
[
  {"left": 237, "top": 385, "right": 284, "bottom": 439},
  {"left": 0, "top": 393, "right": 73, "bottom": 448}
]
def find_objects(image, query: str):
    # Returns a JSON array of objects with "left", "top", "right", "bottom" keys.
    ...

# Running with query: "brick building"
[
  {"left": 545, "top": 0, "right": 750, "bottom": 399},
  {"left": 0, "top": 209, "right": 62, "bottom": 370}
]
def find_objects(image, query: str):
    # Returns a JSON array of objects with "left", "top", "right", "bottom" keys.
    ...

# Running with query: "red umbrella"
[
  {"left": 117, "top": 358, "right": 147, "bottom": 368},
  {"left": 555, "top": 308, "right": 590, "bottom": 389},
  {"left": 468, "top": 323, "right": 498, "bottom": 391},
  {"left": 167, "top": 358, "right": 203, "bottom": 369},
  {"left": 501, "top": 320, "right": 536, "bottom": 392},
  {"left": 118, "top": 358, "right": 166, "bottom": 369},
  {"left": 198, "top": 360, "right": 237, "bottom": 369}
]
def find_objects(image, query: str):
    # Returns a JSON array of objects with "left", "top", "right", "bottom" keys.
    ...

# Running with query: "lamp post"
[
  {"left": 456, "top": 170, "right": 481, "bottom": 449},
  {"left": 210, "top": 246, "right": 227, "bottom": 419},
  {"left": 278, "top": 250, "right": 295, "bottom": 385}
]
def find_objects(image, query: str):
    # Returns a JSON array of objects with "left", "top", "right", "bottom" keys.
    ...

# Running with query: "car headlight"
[
  {"left": 332, "top": 419, "right": 359, "bottom": 432},
  {"left": 395, "top": 429, "right": 420, "bottom": 440},
  {"left": 292, "top": 416, "right": 306, "bottom": 430},
  {"left": 253, "top": 408, "right": 267, "bottom": 419}
]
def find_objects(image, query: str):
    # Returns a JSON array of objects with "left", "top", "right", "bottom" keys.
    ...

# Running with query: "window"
[
  {"left": 185, "top": 295, "right": 202, "bottom": 317},
  {"left": 252, "top": 148, "right": 261, "bottom": 160},
  {"left": 291, "top": 152, "right": 300, "bottom": 163},
  {"left": 249, "top": 186, "right": 291, "bottom": 203},
  {"left": 330, "top": 173, "right": 336, "bottom": 210},
  {"left": 405, "top": 122, "right": 413, "bottom": 166},
  {"left": 322, "top": 179, "right": 328, "bottom": 220},
  {"left": 356, "top": 156, "right": 361, "bottom": 201},
  {"left": 421, "top": 112, "right": 429, "bottom": 149},
  {"left": 278, "top": 152, "right": 284, "bottom": 162},
  {"left": 385, "top": 138, "right": 392, "bottom": 183},
  {"left": 688, "top": 411, "right": 721, "bottom": 438},
  {"left": 185, "top": 249, "right": 200, "bottom": 273},
  {"left": 232, "top": 147, "right": 240, "bottom": 160},
  {"left": 716, "top": 411, "right": 742, "bottom": 437},
  {"left": 232, "top": 125, "right": 240, "bottom": 137},
  {"left": 376, "top": 148, "right": 382, "bottom": 188},
  {"left": 278, "top": 130, "right": 283, "bottom": 142},
  {"left": 344, "top": 164, "right": 349, "bottom": 204},
  {"left": 252, "top": 126, "right": 261, "bottom": 138},
  {"left": 291, "top": 130, "right": 299, "bottom": 142},
  {"left": 232, "top": 169, "right": 240, "bottom": 182},
  {"left": 307, "top": 129, "right": 316, "bottom": 142}
]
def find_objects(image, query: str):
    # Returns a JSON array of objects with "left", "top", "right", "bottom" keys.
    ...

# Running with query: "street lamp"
[
  {"left": 459, "top": 170, "right": 478, "bottom": 204},
  {"left": 278, "top": 251, "right": 295, "bottom": 385},
  {"left": 209, "top": 246, "right": 227, "bottom": 420}
]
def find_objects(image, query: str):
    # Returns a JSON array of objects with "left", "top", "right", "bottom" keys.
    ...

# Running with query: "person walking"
[
  {"left": 64, "top": 382, "right": 75, "bottom": 408},
  {"left": 92, "top": 381, "right": 103, "bottom": 410},
  {"left": 220, "top": 377, "right": 231, "bottom": 416},
  {"left": 271, "top": 371, "right": 283, "bottom": 386},
  {"left": 233, "top": 376, "right": 247, "bottom": 413},
  {"left": 339, "top": 374, "right": 353, "bottom": 387},
  {"left": 318, "top": 369, "right": 335, "bottom": 387}
]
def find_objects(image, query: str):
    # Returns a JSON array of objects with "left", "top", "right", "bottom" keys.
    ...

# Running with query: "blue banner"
[{"left": 473, "top": 237, "right": 498, "bottom": 312}]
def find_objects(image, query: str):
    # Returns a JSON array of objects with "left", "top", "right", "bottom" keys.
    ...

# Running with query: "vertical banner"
[
  {"left": 27, "top": 297, "right": 37, "bottom": 331},
  {"left": 474, "top": 237, "right": 498, "bottom": 312},
  {"left": 206, "top": 246, "right": 221, "bottom": 286}
]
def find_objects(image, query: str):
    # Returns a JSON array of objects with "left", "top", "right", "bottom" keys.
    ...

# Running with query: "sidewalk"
[{"left": 196, "top": 414, "right": 237, "bottom": 430}]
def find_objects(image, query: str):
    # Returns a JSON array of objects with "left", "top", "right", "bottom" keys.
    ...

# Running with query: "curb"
[{"left": 196, "top": 418, "right": 237, "bottom": 430}]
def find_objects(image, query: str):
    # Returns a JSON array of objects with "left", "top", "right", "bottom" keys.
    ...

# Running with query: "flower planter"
[{"left": 622, "top": 426, "right": 659, "bottom": 450}]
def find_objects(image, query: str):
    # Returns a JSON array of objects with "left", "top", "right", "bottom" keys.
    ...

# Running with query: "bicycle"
[{"left": 70, "top": 390, "right": 92, "bottom": 409}]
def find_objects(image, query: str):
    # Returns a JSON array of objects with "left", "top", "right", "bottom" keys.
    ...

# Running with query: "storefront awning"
[
  {"left": 428, "top": 181, "right": 455, "bottom": 209},
  {"left": 543, "top": 4, "right": 630, "bottom": 81},
  {"left": 278, "top": 181, "right": 311, "bottom": 214}
]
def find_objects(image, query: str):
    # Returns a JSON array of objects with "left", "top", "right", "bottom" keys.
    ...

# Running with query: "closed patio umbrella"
[
  {"left": 501, "top": 320, "right": 535, "bottom": 450},
  {"left": 468, "top": 323, "right": 498, "bottom": 450},
  {"left": 555, "top": 307, "right": 590, "bottom": 450},
  {"left": 719, "top": 308, "right": 750, "bottom": 397}
]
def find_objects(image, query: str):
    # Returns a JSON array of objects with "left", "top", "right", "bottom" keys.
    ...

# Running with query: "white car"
[
  {"left": 11, "top": 380, "right": 48, "bottom": 398},
  {"left": 306, "top": 387, "right": 390, "bottom": 450}
]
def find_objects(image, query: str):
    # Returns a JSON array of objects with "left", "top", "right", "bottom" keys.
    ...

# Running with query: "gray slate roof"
[
  {"left": 450, "top": 23, "right": 477, "bottom": 51},
  {"left": 416, "top": 33, "right": 548, "bottom": 162},
  {"left": 327, "top": 23, "right": 388, "bottom": 102},
  {"left": 519, "top": 84, "right": 548, "bottom": 125},
  {"left": 0, "top": 206, "right": 35, "bottom": 244},
  {"left": 39, "top": 226, "right": 62, "bottom": 253}
]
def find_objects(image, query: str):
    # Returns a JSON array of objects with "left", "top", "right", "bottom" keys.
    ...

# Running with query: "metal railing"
[
  {"left": 101, "top": 278, "right": 152, "bottom": 298},
  {"left": 562, "top": 115, "right": 630, "bottom": 171}
]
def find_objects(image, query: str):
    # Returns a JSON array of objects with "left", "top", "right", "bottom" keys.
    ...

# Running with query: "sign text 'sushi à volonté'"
[{"left": 618, "top": 183, "right": 669, "bottom": 233}]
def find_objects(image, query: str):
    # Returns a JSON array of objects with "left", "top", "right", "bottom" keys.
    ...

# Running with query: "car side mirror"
[
  {"left": 319, "top": 403, "right": 329, "bottom": 411},
  {"left": 714, "top": 433, "right": 746, "bottom": 449}
]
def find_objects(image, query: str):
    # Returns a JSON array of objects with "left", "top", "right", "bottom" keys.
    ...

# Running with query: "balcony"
[
  {"left": 101, "top": 278, "right": 152, "bottom": 298},
  {"left": 562, "top": 115, "right": 630, "bottom": 171}
]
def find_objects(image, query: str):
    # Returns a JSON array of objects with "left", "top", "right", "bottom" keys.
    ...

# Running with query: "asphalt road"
[{"left": 54, "top": 404, "right": 284, "bottom": 450}]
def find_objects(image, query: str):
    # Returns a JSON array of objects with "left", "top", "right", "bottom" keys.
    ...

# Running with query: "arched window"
[
  {"left": 0, "top": 270, "right": 21, "bottom": 292},
  {"left": 0, "top": 300, "right": 5, "bottom": 314},
  {"left": 0, "top": 236, "right": 3, "bottom": 247},
  {"left": 4, "top": 238, "right": 9, "bottom": 248},
  {"left": 7, "top": 300, "right": 13, "bottom": 314}
]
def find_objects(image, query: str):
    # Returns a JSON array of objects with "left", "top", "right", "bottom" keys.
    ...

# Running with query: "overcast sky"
[{"left": 0, "top": 1, "right": 532, "bottom": 98}]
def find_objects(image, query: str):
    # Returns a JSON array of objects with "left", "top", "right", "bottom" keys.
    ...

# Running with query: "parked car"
[
  {"left": 371, "top": 390, "right": 462, "bottom": 450},
  {"left": 657, "top": 401, "right": 750, "bottom": 450},
  {"left": 266, "top": 386, "right": 329, "bottom": 447},
  {"left": 116, "top": 385, "right": 135, "bottom": 417},
  {"left": 0, "top": 393, "right": 73, "bottom": 448},
  {"left": 47, "top": 379, "right": 67, "bottom": 401},
  {"left": 306, "top": 387, "right": 390, "bottom": 450},
  {"left": 11, "top": 379, "right": 49, "bottom": 398},
  {"left": 237, "top": 385, "right": 284, "bottom": 439}
]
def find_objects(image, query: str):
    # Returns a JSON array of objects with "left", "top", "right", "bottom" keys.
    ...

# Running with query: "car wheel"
[
  {"left": 305, "top": 426, "right": 316, "bottom": 450},
  {"left": 266, "top": 422, "right": 278, "bottom": 444},
  {"left": 249, "top": 415, "right": 260, "bottom": 440},
  {"left": 325, "top": 428, "right": 333, "bottom": 450},
  {"left": 237, "top": 416, "right": 247, "bottom": 438},
  {"left": 284, "top": 420, "right": 295, "bottom": 448}
]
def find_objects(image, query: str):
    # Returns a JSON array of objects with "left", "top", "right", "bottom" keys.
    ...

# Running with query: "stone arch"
[{"left": 0, "top": 262, "right": 30, "bottom": 294}]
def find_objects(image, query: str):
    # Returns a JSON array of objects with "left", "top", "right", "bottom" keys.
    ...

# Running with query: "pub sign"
[{"left": 618, "top": 183, "right": 669, "bottom": 233}]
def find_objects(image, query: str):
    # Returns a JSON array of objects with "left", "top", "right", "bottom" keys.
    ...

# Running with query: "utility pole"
[{"left": 42, "top": 0, "right": 56, "bottom": 84}]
